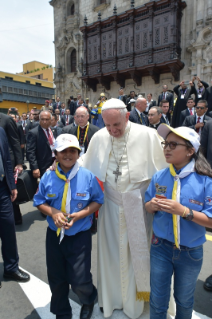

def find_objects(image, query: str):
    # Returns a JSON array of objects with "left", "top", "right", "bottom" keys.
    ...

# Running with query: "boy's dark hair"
[{"left": 54, "top": 148, "right": 81, "bottom": 156}]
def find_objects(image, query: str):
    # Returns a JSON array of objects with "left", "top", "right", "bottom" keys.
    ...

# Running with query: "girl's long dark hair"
[{"left": 185, "top": 141, "right": 212, "bottom": 178}]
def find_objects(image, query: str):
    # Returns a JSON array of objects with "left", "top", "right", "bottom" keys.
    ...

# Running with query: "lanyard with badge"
[
  {"left": 77, "top": 123, "right": 89, "bottom": 156},
  {"left": 180, "top": 88, "right": 187, "bottom": 99}
]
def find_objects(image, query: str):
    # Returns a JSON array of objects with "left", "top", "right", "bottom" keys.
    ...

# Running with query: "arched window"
[
  {"left": 67, "top": 2, "right": 75, "bottom": 16},
  {"left": 71, "top": 49, "right": 76, "bottom": 72}
]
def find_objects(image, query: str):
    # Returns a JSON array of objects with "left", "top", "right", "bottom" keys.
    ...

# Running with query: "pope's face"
[{"left": 102, "top": 109, "right": 129, "bottom": 138}]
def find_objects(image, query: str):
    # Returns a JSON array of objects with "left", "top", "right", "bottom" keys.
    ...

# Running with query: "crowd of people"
[{"left": 0, "top": 76, "right": 212, "bottom": 319}]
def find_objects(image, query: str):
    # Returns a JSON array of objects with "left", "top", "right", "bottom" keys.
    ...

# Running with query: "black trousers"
[
  {"left": 0, "top": 179, "right": 19, "bottom": 273},
  {"left": 46, "top": 228, "right": 97, "bottom": 318}
]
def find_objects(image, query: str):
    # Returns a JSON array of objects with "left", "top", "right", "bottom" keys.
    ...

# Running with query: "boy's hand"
[
  {"left": 64, "top": 213, "right": 79, "bottom": 229},
  {"left": 52, "top": 209, "right": 67, "bottom": 228}
]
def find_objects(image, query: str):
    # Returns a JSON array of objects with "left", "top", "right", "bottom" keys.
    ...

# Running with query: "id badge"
[
  {"left": 181, "top": 94, "right": 184, "bottom": 99},
  {"left": 198, "top": 94, "right": 202, "bottom": 98},
  {"left": 80, "top": 146, "right": 85, "bottom": 157}
]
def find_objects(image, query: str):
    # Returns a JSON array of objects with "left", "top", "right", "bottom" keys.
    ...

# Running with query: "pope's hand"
[{"left": 157, "top": 199, "right": 184, "bottom": 216}]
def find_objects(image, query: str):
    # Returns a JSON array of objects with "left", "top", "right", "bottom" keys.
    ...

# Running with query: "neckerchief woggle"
[
  {"left": 55, "top": 162, "right": 79, "bottom": 243},
  {"left": 169, "top": 159, "right": 195, "bottom": 248}
]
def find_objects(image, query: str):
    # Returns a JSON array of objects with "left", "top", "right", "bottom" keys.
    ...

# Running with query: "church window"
[
  {"left": 67, "top": 2, "right": 75, "bottom": 16},
  {"left": 71, "top": 49, "right": 77, "bottom": 72}
]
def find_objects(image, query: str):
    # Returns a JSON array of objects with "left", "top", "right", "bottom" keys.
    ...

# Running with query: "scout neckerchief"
[
  {"left": 77, "top": 122, "right": 89, "bottom": 146},
  {"left": 55, "top": 162, "right": 79, "bottom": 243},
  {"left": 169, "top": 159, "right": 195, "bottom": 248}
]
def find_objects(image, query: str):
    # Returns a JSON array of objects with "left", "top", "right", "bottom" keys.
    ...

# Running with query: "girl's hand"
[{"left": 157, "top": 199, "right": 184, "bottom": 216}]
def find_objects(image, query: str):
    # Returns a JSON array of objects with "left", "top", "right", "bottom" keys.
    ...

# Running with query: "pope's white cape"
[
  {"left": 18, "top": 268, "right": 211, "bottom": 319},
  {"left": 81, "top": 123, "right": 168, "bottom": 182}
]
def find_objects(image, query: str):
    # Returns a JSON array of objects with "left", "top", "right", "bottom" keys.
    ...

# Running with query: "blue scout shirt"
[
  {"left": 33, "top": 165, "right": 104, "bottom": 236},
  {"left": 145, "top": 167, "right": 212, "bottom": 248}
]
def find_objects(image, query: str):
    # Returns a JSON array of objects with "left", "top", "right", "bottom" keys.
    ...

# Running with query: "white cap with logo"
[
  {"left": 54, "top": 134, "right": 81, "bottom": 152},
  {"left": 157, "top": 124, "right": 200, "bottom": 153},
  {"left": 102, "top": 98, "right": 126, "bottom": 111}
]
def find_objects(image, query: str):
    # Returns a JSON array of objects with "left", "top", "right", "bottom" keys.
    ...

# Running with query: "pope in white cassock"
[{"left": 81, "top": 98, "right": 167, "bottom": 318}]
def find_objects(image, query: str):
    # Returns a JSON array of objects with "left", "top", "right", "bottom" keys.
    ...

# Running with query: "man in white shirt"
[
  {"left": 179, "top": 97, "right": 196, "bottom": 126},
  {"left": 160, "top": 100, "right": 170, "bottom": 125},
  {"left": 144, "top": 93, "right": 156, "bottom": 115}
]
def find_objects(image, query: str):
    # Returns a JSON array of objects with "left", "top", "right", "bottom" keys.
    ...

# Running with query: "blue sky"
[{"left": 0, "top": 0, "right": 55, "bottom": 73}]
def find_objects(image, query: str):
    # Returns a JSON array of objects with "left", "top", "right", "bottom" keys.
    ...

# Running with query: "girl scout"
[
  {"left": 34, "top": 134, "right": 104, "bottom": 319},
  {"left": 145, "top": 124, "right": 212, "bottom": 319}
]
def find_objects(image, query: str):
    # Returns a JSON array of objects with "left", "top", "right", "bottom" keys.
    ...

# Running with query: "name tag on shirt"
[
  {"left": 198, "top": 94, "right": 202, "bottom": 98},
  {"left": 181, "top": 94, "right": 185, "bottom": 99}
]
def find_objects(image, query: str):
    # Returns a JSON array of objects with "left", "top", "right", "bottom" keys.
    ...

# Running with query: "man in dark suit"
[
  {"left": 148, "top": 107, "right": 163, "bottom": 130},
  {"left": 68, "top": 95, "right": 76, "bottom": 115},
  {"left": 126, "top": 91, "right": 137, "bottom": 111},
  {"left": 60, "top": 102, "right": 66, "bottom": 117},
  {"left": 9, "top": 114, "right": 25, "bottom": 153},
  {"left": 195, "top": 76, "right": 209, "bottom": 104},
  {"left": 144, "top": 93, "right": 156, "bottom": 115},
  {"left": 172, "top": 79, "right": 196, "bottom": 127},
  {"left": 51, "top": 114, "right": 62, "bottom": 139},
  {"left": 129, "top": 98, "right": 149, "bottom": 126},
  {"left": 25, "top": 109, "right": 40, "bottom": 136},
  {"left": 179, "top": 97, "right": 196, "bottom": 126},
  {"left": 0, "top": 127, "right": 30, "bottom": 285},
  {"left": 158, "top": 85, "right": 173, "bottom": 121},
  {"left": 53, "top": 96, "right": 61, "bottom": 111},
  {"left": 61, "top": 109, "right": 74, "bottom": 126},
  {"left": 62, "top": 106, "right": 99, "bottom": 154},
  {"left": 160, "top": 100, "right": 171, "bottom": 125},
  {"left": 209, "top": 111, "right": 212, "bottom": 118},
  {"left": 117, "top": 87, "right": 127, "bottom": 105},
  {"left": 182, "top": 100, "right": 211, "bottom": 136},
  {"left": 26, "top": 111, "right": 54, "bottom": 179},
  {"left": 205, "top": 80, "right": 212, "bottom": 113}
]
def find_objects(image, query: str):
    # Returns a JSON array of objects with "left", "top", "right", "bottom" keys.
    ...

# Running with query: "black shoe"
[
  {"left": 4, "top": 268, "right": 30, "bottom": 282},
  {"left": 99, "top": 307, "right": 103, "bottom": 313},
  {"left": 80, "top": 303, "right": 94, "bottom": 319},
  {"left": 56, "top": 314, "right": 72, "bottom": 319},
  {"left": 204, "top": 274, "right": 212, "bottom": 291}
]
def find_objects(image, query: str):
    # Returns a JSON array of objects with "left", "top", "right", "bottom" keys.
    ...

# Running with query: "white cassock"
[{"left": 81, "top": 121, "right": 168, "bottom": 318}]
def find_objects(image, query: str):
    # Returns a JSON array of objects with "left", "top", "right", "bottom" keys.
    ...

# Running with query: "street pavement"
[{"left": 0, "top": 200, "right": 212, "bottom": 319}]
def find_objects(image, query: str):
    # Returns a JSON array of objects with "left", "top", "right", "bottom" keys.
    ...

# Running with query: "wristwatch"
[{"left": 184, "top": 208, "right": 194, "bottom": 221}]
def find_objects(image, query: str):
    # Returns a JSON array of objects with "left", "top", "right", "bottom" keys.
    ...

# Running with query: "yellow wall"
[
  {"left": 0, "top": 71, "right": 54, "bottom": 88},
  {"left": 18, "top": 61, "right": 54, "bottom": 83},
  {"left": 0, "top": 100, "right": 42, "bottom": 114}
]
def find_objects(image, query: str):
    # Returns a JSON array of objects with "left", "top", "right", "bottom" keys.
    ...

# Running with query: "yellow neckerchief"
[
  {"left": 55, "top": 163, "right": 69, "bottom": 236},
  {"left": 97, "top": 100, "right": 106, "bottom": 114},
  {"left": 77, "top": 122, "right": 89, "bottom": 145},
  {"left": 169, "top": 164, "right": 179, "bottom": 248}
]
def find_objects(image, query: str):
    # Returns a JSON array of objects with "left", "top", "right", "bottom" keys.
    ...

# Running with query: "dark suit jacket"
[
  {"left": 117, "top": 95, "right": 127, "bottom": 105},
  {"left": 200, "top": 120, "right": 212, "bottom": 167},
  {"left": 0, "top": 127, "right": 16, "bottom": 192},
  {"left": 179, "top": 109, "right": 196, "bottom": 126},
  {"left": 62, "top": 124, "right": 99, "bottom": 153},
  {"left": 144, "top": 100, "right": 157, "bottom": 115},
  {"left": 68, "top": 100, "right": 76, "bottom": 115},
  {"left": 17, "top": 123, "right": 25, "bottom": 145},
  {"left": 53, "top": 101, "right": 61, "bottom": 111},
  {"left": 129, "top": 109, "right": 149, "bottom": 126},
  {"left": 26, "top": 125, "right": 53, "bottom": 176},
  {"left": 209, "top": 111, "right": 212, "bottom": 118},
  {"left": 51, "top": 126, "right": 62, "bottom": 139},
  {"left": 25, "top": 120, "right": 39, "bottom": 136},
  {"left": 195, "top": 81, "right": 209, "bottom": 104},
  {"left": 61, "top": 115, "right": 74, "bottom": 126},
  {"left": 0, "top": 113, "right": 23, "bottom": 168},
  {"left": 205, "top": 86, "right": 212, "bottom": 113},
  {"left": 182, "top": 114, "right": 211, "bottom": 132},
  {"left": 158, "top": 92, "right": 174, "bottom": 111}
]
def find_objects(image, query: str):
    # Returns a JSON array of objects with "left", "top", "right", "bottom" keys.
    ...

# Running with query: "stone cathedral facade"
[{"left": 50, "top": 0, "right": 212, "bottom": 105}]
